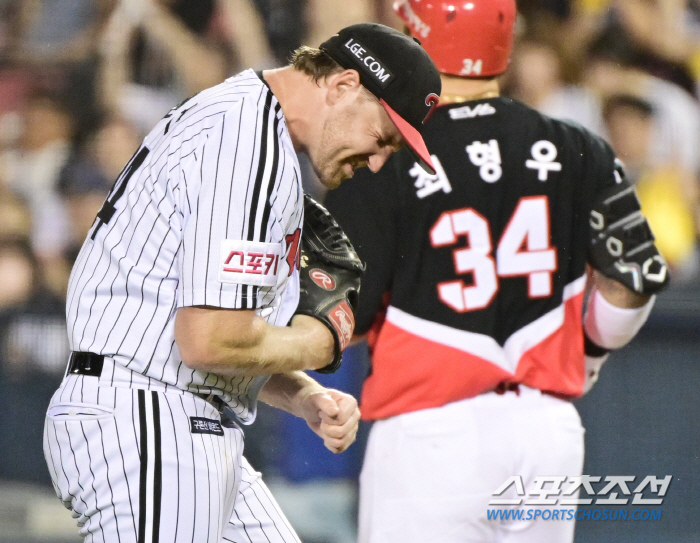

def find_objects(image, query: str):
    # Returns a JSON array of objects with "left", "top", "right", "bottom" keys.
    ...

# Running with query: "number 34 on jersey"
[{"left": 430, "top": 196, "right": 557, "bottom": 312}]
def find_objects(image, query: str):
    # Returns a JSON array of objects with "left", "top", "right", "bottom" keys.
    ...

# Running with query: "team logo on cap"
[
  {"left": 423, "top": 93, "right": 440, "bottom": 123},
  {"left": 343, "top": 38, "right": 395, "bottom": 88}
]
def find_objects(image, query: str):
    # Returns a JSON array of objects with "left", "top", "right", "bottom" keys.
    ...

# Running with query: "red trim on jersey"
[
  {"left": 361, "top": 321, "right": 511, "bottom": 420},
  {"left": 361, "top": 290, "right": 587, "bottom": 420},
  {"left": 515, "top": 289, "right": 586, "bottom": 396}
]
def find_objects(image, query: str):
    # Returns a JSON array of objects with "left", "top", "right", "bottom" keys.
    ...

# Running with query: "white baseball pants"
[
  {"left": 359, "top": 386, "right": 585, "bottom": 543},
  {"left": 43, "top": 373, "right": 300, "bottom": 543}
]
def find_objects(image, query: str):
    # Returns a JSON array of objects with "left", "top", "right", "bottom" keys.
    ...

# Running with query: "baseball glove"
[{"left": 295, "top": 194, "right": 365, "bottom": 373}]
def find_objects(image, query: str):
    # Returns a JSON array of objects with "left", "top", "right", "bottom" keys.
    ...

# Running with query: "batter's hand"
[{"left": 301, "top": 389, "right": 360, "bottom": 453}]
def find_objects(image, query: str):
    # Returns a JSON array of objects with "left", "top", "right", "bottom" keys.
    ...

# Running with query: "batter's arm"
[
  {"left": 584, "top": 266, "right": 655, "bottom": 350},
  {"left": 175, "top": 306, "right": 334, "bottom": 376},
  {"left": 583, "top": 158, "right": 668, "bottom": 349},
  {"left": 589, "top": 267, "right": 651, "bottom": 309},
  {"left": 581, "top": 268, "right": 656, "bottom": 394},
  {"left": 259, "top": 371, "right": 361, "bottom": 453}
]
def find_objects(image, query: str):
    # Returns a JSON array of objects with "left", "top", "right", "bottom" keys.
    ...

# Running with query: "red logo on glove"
[
  {"left": 328, "top": 300, "right": 355, "bottom": 351},
  {"left": 310, "top": 269, "right": 336, "bottom": 291}
]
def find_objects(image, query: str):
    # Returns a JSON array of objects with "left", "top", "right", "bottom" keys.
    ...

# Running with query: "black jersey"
[{"left": 324, "top": 97, "right": 618, "bottom": 420}]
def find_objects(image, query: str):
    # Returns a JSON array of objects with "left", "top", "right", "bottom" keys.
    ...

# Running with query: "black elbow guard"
[{"left": 588, "top": 165, "right": 670, "bottom": 294}]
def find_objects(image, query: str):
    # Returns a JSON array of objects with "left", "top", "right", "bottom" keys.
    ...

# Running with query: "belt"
[
  {"left": 68, "top": 352, "right": 104, "bottom": 377},
  {"left": 69, "top": 352, "right": 230, "bottom": 414},
  {"left": 195, "top": 392, "right": 227, "bottom": 413},
  {"left": 493, "top": 381, "right": 572, "bottom": 402},
  {"left": 493, "top": 382, "right": 520, "bottom": 395},
  {"left": 195, "top": 393, "right": 238, "bottom": 429}
]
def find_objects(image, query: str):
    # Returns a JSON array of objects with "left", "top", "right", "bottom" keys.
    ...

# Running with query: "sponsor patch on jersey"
[
  {"left": 328, "top": 300, "right": 355, "bottom": 351},
  {"left": 449, "top": 102, "right": 496, "bottom": 120},
  {"left": 190, "top": 417, "right": 224, "bottom": 436},
  {"left": 218, "top": 239, "right": 283, "bottom": 287},
  {"left": 310, "top": 269, "right": 336, "bottom": 290}
]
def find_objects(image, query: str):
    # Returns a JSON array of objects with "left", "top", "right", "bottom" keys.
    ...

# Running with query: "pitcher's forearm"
[{"left": 175, "top": 308, "right": 334, "bottom": 376}]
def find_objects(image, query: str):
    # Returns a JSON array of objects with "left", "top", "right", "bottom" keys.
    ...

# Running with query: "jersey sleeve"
[
  {"left": 178, "top": 92, "right": 288, "bottom": 309},
  {"left": 575, "top": 124, "right": 619, "bottom": 203},
  {"left": 323, "top": 154, "right": 404, "bottom": 334},
  {"left": 567, "top": 123, "right": 620, "bottom": 272}
]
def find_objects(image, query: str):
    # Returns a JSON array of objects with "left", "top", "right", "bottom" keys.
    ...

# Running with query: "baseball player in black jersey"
[
  {"left": 324, "top": 3, "right": 669, "bottom": 542},
  {"left": 43, "top": 24, "right": 440, "bottom": 543}
]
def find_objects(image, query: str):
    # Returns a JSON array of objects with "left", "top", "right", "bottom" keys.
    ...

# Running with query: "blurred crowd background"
[{"left": 0, "top": 1, "right": 698, "bottom": 542}]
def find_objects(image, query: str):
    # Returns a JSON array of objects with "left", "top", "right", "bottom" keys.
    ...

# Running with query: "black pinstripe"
[
  {"left": 113, "top": 405, "right": 139, "bottom": 537},
  {"left": 137, "top": 242, "right": 181, "bottom": 374},
  {"left": 196, "top": 398, "right": 215, "bottom": 543},
  {"left": 151, "top": 393, "right": 163, "bottom": 543},
  {"left": 117, "top": 209, "right": 178, "bottom": 360},
  {"left": 246, "top": 92, "right": 273, "bottom": 243},
  {"left": 80, "top": 421, "right": 108, "bottom": 542},
  {"left": 67, "top": 173, "right": 143, "bottom": 342},
  {"left": 101, "top": 186, "right": 170, "bottom": 351},
  {"left": 191, "top": 136, "right": 205, "bottom": 306},
  {"left": 81, "top": 182, "right": 156, "bottom": 351},
  {"left": 50, "top": 423, "right": 78, "bottom": 506},
  {"left": 242, "top": 465, "right": 286, "bottom": 541},
  {"left": 64, "top": 423, "right": 92, "bottom": 530},
  {"left": 232, "top": 508, "right": 255, "bottom": 543},
  {"left": 220, "top": 98, "right": 247, "bottom": 306},
  {"left": 162, "top": 396, "right": 182, "bottom": 541},
  {"left": 137, "top": 390, "right": 149, "bottom": 543},
  {"left": 96, "top": 417, "right": 122, "bottom": 541},
  {"left": 240, "top": 492, "right": 273, "bottom": 543},
  {"left": 259, "top": 105, "right": 282, "bottom": 241},
  {"left": 240, "top": 93, "right": 270, "bottom": 309}
]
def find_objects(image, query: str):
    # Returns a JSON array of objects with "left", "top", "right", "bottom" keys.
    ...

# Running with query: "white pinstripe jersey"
[{"left": 65, "top": 70, "right": 303, "bottom": 422}]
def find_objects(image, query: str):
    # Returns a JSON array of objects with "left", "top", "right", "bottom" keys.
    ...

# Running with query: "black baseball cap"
[{"left": 320, "top": 23, "right": 441, "bottom": 174}]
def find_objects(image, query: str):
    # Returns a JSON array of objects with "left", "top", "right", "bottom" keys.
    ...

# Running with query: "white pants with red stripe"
[
  {"left": 43, "top": 374, "right": 300, "bottom": 543},
  {"left": 359, "top": 386, "right": 585, "bottom": 543}
]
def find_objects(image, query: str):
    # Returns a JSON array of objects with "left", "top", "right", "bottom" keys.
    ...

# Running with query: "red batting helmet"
[{"left": 394, "top": 0, "right": 516, "bottom": 77}]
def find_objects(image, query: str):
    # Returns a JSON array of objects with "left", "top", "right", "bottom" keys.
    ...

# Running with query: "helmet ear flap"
[{"left": 394, "top": 0, "right": 517, "bottom": 78}]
